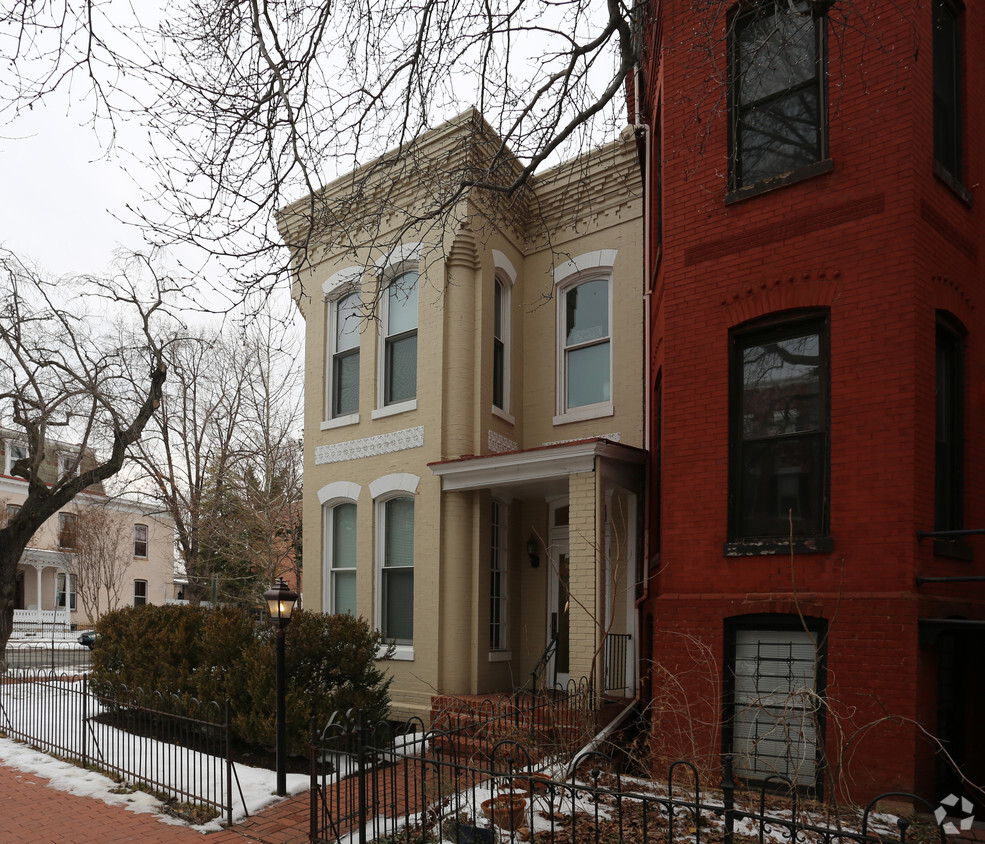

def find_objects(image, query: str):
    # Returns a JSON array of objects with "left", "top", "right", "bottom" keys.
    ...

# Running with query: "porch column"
[
  {"left": 438, "top": 490, "right": 474, "bottom": 694},
  {"left": 36, "top": 566, "right": 43, "bottom": 610},
  {"left": 567, "top": 469, "right": 601, "bottom": 686}
]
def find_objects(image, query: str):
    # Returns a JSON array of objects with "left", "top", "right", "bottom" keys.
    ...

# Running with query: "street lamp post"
[{"left": 264, "top": 577, "right": 298, "bottom": 796}]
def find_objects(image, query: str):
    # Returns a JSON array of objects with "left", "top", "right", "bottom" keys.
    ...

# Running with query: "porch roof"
[
  {"left": 428, "top": 437, "right": 645, "bottom": 493},
  {"left": 18, "top": 546, "right": 72, "bottom": 570}
]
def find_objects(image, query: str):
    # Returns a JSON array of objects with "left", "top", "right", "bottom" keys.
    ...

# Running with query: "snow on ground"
[{"left": 0, "top": 676, "right": 309, "bottom": 833}]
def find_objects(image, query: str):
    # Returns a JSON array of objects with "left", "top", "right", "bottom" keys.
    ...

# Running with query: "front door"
[{"left": 547, "top": 502, "right": 570, "bottom": 687}]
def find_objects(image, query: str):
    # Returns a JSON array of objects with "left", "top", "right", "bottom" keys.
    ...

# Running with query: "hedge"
[{"left": 90, "top": 606, "right": 393, "bottom": 755}]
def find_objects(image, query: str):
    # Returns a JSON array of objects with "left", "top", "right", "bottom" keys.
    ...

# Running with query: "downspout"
[{"left": 633, "top": 60, "right": 653, "bottom": 698}]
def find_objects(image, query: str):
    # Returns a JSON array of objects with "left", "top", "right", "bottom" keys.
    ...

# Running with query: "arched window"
[{"left": 324, "top": 501, "right": 357, "bottom": 616}]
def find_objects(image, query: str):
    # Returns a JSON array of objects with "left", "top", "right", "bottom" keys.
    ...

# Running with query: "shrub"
[{"left": 90, "top": 605, "right": 393, "bottom": 754}]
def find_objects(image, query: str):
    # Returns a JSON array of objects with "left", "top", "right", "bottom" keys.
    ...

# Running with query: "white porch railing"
[{"left": 12, "top": 609, "right": 72, "bottom": 633}]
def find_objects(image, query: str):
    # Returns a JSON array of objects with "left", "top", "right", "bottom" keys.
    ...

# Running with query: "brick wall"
[{"left": 640, "top": 0, "right": 985, "bottom": 799}]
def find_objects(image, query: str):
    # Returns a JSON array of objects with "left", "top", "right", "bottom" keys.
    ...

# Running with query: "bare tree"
[
  {"left": 0, "top": 249, "right": 174, "bottom": 662},
  {"left": 127, "top": 317, "right": 302, "bottom": 605},
  {"left": 0, "top": 0, "right": 641, "bottom": 305},
  {"left": 71, "top": 501, "right": 132, "bottom": 622}
]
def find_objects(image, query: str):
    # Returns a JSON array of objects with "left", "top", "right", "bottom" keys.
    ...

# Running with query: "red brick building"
[{"left": 634, "top": 0, "right": 985, "bottom": 802}]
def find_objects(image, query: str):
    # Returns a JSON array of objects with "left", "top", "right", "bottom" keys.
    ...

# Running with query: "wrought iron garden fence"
[
  {"left": 310, "top": 707, "right": 947, "bottom": 844},
  {"left": 0, "top": 668, "right": 245, "bottom": 825}
]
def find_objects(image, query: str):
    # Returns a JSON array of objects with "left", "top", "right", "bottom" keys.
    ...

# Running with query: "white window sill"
[
  {"left": 321, "top": 413, "right": 359, "bottom": 430},
  {"left": 492, "top": 406, "right": 515, "bottom": 425},
  {"left": 488, "top": 650, "right": 512, "bottom": 663},
  {"left": 553, "top": 402, "right": 613, "bottom": 426},
  {"left": 372, "top": 400, "right": 417, "bottom": 420},
  {"left": 377, "top": 643, "right": 414, "bottom": 661}
]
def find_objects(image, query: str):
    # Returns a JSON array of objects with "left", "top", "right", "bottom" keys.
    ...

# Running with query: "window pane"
[
  {"left": 739, "top": 89, "right": 820, "bottom": 184},
  {"left": 336, "top": 292, "right": 361, "bottom": 352},
  {"left": 494, "top": 281, "right": 504, "bottom": 339},
  {"left": 493, "top": 339, "right": 505, "bottom": 409},
  {"left": 332, "top": 503, "right": 357, "bottom": 568},
  {"left": 333, "top": 350, "right": 359, "bottom": 415},
  {"left": 566, "top": 280, "right": 609, "bottom": 346},
  {"left": 739, "top": 435, "right": 824, "bottom": 536},
  {"left": 742, "top": 333, "right": 820, "bottom": 439},
  {"left": 386, "top": 334, "right": 417, "bottom": 404},
  {"left": 385, "top": 498, "right": 415, "bottom": 567},
  {"left": 933, "top": 0, "right": 960, "bottom": 174},
  {"left": 388, "top": 272, "right": 418, "bottom": 335},
  {"left": 383, "top": 568, "right": 414, "bottom": 643},
  {"left": 738, "top": 3, "right": 816, "bottom": 103},
  {"left": 333, "top": 570, "right": 357, "bottom": 616},
  {"left": 567, "top": 341, "right": 611, "bottom": 408},
  {"left": 732, "top": 0, "right": 823, "bottom": 187}
]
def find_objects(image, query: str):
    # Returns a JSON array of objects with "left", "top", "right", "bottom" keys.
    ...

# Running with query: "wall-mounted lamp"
[{"left": 526, "top": 534, "right": 540, "bottom": 568}]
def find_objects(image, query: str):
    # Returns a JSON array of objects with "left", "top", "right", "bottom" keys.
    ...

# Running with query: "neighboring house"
[
  {"left": 637, "top": 0, "right": 984, "bottom": 804},
  {"left": 2, "top": 431, "right": 178, "bottom": 630},
  {"left": 280, "top": 110, "right": 644, "bottom": 721}
]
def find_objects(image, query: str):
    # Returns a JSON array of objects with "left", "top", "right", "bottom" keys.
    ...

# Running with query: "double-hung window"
[
  {"left": 5, "top": 441, "right": 28, "bottom": 476},
  {"left": 729, "top": 0, "right": 827, "bottom": 191},
  {"left": 134, "top": 524, "right": 148, "bottom": 558},
  {"left": 56, "top": 573, "right": 77, "bottom": 611},
  {"left": 489, "top": 500, "right": 508, "bottom": 653},
  {"left": 58, "top": 512, "right": 78, "bottom": 549},
  {"left": 935, "top": 318, "right": 964, "bottom": 538},
  {"left": 730, "top": 313, "right": 829, "bottom": 545},
  {"left": 559, "top": 277, "right": 611, "bottom": 416},
  {"left": 933, "top": 0, "right": 962, "bottom": 182},
  {"left": 382, "top": 272, "right": 418, "bottom": 407},
  {"left": 325, "top": 501, "right": 357, "bottom": 616},
  {"left": 379, "top": 496, "right": 414, "bottom": 646},
  {"left": 134, "top": 580, "right": 147, "bottom": 606},
  {"left": 329, "top": 291, "right": 361, "bottom": 419},
  {"left": 493, "top": 278, "right": 510, "bottom": 413}
]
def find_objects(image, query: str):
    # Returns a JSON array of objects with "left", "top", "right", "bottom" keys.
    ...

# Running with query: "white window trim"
[
  {"left": 373, "top": 477, "right": 418, "bottom": 658},
  {"left": 317, "top": 481, "right": 363, "bottom": 505},
  {"left": 134, "top": 523, "right": 149, "bottom": 559},
  {"left": 133, "top": 579, "right": 148, "bottom": 606},
  {"left": 375, "top": 266, "right": 419, "bottom": 412},
  {"left": 321, "top": 414, "right": 359, "bottom": 430},
  {"left": 5, "top": 440, "right": 28, "bottom": 476},
  {"left": 492, "top": 274, "right": 513, "bottom": 417},
  {"left": 554, "top": 267, "right": 615, "bottom": 424},
  {"left": 58, "top": 451, "right": 79, "bottom": 478},
  {"left": 322, "top": 498, "right": 358, "bottom": 617},
  {"left": 325, "top": 286, "right": 362, "bottom": 423},
  {"left": 371, "top": 399, "right": 417, "bottom": 420}
]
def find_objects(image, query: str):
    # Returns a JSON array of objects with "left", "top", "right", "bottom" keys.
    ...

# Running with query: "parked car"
[{"left": 77, "top": 630, "right": 97, "bottom": 649}]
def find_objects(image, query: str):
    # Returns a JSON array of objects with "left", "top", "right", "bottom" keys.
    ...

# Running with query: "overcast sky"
[{"left": 0, "top": 99, "right": 148, "bottom": 278}]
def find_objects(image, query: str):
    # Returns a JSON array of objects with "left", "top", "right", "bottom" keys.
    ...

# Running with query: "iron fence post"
[
  {"left": 722, "top": 754, "right": 736, "bottom": 844},
  {"left": 310, "top": 717, "right": 318, "bottom": 844},
  {"left": 225, "top": 700, "right": 233, "bottom": 828},
  {"left": 357, "top": 713, "right": 368, "bottom": 844},
  {"left": 81, "top": 675, "right": 88, "bottom": 769}
]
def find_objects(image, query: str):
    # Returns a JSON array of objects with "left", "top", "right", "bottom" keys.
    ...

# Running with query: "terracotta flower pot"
[{"left": 481, "top": 795, "right": 527, "bottom": 830}]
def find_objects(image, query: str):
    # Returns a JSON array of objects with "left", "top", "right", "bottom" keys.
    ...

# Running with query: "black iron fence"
[
  {"left": 2, "top": 643, "right": 92, "bottom": 675},
  {"left": 0, "top": 669, "right": 245, "bottom": 825},
  {"left": 310, "top": 708, "right": 946, "bottom": 844}
]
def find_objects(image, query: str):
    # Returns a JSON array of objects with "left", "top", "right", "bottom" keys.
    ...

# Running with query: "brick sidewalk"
[{"left": 0, "top": 762, "right": 310, "bottom": 843}]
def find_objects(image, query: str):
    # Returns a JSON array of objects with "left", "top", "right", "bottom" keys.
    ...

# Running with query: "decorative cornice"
[
  {"left": 314, "top": 426, "right": 425, "bottom": 465},
  {"left": 488, "top": 431, "right": 519, "bottom": 453}
]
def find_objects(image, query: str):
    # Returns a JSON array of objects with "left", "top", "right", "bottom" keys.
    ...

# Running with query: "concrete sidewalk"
[{"left": 0, "top": 761, "right": 310, "bottom": 843}]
